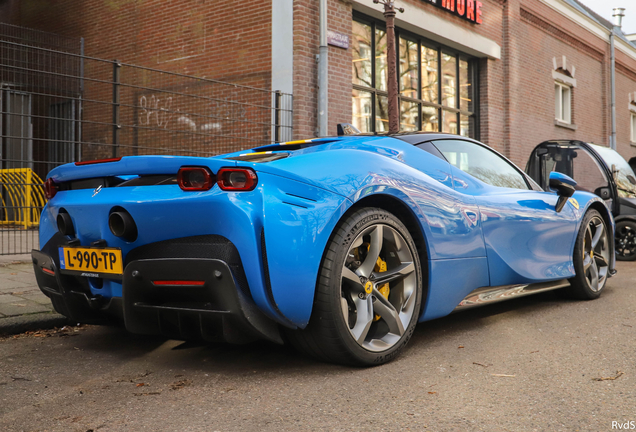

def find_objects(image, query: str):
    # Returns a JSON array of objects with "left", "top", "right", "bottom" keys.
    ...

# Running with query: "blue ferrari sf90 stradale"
[{"left": 33, "top": 132, "right": 615, "bottom": 365}]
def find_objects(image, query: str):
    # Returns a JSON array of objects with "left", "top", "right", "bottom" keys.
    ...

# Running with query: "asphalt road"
[{"left": 1, "top": 263, "right": 635, "bottom": 432}]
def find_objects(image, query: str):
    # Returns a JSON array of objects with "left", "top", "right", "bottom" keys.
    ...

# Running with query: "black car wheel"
[
  {"left": 287, "top": 208, "right": 423, "bottom": 366},
  {"left": 565, "top": 210, "right": 610, "bottom": 299},
  {"left": 615, "top": 220, "right": 636, "bottom": 261}
]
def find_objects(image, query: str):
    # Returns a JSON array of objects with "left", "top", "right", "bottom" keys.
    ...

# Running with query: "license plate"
[{"left": 59, "top": 247, "right": 123, "bottom": 278}]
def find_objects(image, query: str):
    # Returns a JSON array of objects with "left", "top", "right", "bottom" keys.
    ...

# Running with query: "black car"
[{"left": 527, "top": 140, "right": 636, "bottom": 261}]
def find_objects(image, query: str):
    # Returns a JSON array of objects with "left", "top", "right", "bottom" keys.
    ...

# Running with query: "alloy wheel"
[
  {"left": 582, "top": 216, "right": 610, "bottom": 292},
  {"left": 340, "top": 224, "right": 417, "bottom": 352},
  {"left": 615, "top": 222, "right": 636, "bottom": 260}
]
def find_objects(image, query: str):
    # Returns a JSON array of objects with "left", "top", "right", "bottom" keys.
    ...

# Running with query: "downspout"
[
  {"left": 610, "top": 8, "right": 625, "bottom": 151},
  {"left": 610, "top": 29, "right": 617, "bottom": 150},
  {"left": 318, "top": 0, "right": 328, "bottom": 137}
]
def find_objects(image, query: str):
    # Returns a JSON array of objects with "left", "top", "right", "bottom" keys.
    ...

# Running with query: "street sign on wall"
[{"left": 327, "top": 30, "right": 350, "bottom": 49}]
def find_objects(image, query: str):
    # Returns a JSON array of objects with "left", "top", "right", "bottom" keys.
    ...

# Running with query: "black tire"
[
  {"left": 287, "top": 208, "right": 423, "bottom": 366},
  {"left": 615, "top": 219, "right": 636, "bottom": 261},
  {"left": 565, "top": 209, "right": 611, "bottom": 300}
]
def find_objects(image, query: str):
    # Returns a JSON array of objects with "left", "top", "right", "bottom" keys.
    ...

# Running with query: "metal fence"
[{"left": 0, "top": 24, "right": 293, "bottom": 255}]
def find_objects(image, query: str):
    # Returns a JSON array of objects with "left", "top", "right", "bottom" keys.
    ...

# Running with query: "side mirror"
[
  {"left": 595, "top": 187, "right": 611, "bottom": 200},
  {"left": 549, "top": 171, "right": 576, "bottom": 213}
]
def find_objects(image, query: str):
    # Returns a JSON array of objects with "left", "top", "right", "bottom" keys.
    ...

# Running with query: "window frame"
[
  {"left": 631, "top": 111, "right": 636, "bottom": 144},
  {"left": 352, "top": 13, "right": 479, "bottom": 139},
  {"left": 554, "top": 81, "right": 572, "bottom": 124}
]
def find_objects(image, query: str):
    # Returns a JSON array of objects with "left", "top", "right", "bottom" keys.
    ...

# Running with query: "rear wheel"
[
  {"left": 615, "top": 220, "right": 636, "bottom": 261},
  {"left": 566, "top": 210, "right": 610, "bottom": 299},
  {"left": 287, "top": 208, "right": 423, "bottom": 366}
]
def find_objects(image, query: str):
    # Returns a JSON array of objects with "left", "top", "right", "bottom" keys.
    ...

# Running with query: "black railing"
[{"left": 0, "top": 24, "right": 293, "bottom": 255}]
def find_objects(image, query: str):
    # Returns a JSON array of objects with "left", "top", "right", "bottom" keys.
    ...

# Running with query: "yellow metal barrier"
[{"left": 0, "top": 168, "right": 47, "bottom": 229}]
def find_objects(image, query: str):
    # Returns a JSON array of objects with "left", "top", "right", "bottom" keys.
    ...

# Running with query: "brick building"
[{"left": 3, "top": 0, "right": 636, "bottom": 167}]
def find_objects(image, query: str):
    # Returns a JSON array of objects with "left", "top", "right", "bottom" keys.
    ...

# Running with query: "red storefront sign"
[{"left": 423, "top": 0, "right": 483, "bottom": 24}]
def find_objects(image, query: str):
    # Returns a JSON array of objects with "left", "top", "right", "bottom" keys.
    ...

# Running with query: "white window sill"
[
  {"left": 555, "top": 119, "right": 577, "bottom": 130},
  {"left": 630, "top": 141, "right": 636, "bottom": 147}
]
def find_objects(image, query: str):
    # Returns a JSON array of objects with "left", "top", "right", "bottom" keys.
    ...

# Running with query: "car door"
[
  {"left": 432, "top": 139, "right": 579, "bottom": 287},
  {"left": 526, "top": 142, "right": 615, "bottom": 214}
]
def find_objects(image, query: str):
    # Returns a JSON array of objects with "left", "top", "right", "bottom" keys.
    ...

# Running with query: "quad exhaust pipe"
[
  {"left": 109, "top": 209, "right": 138, "bottom": 242},
  {"left": 57, "top": 211, "right": 75, "bottom": 236}
]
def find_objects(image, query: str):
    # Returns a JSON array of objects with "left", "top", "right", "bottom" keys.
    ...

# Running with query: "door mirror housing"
[
  {"left": 549, "top": 171, "right": 577, "bottom": 212},
  {"left": 595, "top": 187, "right": 611, "bottom": 200}
]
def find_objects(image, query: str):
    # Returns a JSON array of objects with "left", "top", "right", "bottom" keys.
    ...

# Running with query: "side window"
[
  {"left": 433, "top": 139, "right": 530, "bottom": 190},
  {"left": 570, "top": 147, "right": 609, "bottom": 195},
  {"left": 415, "top": 141, "right": 445, "bottom": 159}
]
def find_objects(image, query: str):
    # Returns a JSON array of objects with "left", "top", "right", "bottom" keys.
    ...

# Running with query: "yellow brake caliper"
[{"left": 374, "top": 257, "right": 390, "bottom": 321}]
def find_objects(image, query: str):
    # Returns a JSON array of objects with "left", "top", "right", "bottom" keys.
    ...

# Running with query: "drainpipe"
[
  {"left": 610, "top": 8, "right": 624, "bottom": 150},
  {"left": 610, "top": 30, "right": 617, "bottom": 150},
  {"left": 318, "top": 0, "right": 328, "bottom": 137}
]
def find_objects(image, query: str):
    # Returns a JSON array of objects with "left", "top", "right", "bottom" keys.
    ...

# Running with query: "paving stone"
[
  {"left": 15, "top": 293, "right": 52, "bottom": 306},
  {"left": 0, "top": 301, "right": 49, "bottom": 317},
  {"left": 0, "top": 278, "right": 33, "bottom": 291},
  {"left": 0, "top": 294, "right": 31, "bottom": 304},
  {"left": 5, "top": 272, "right": 37, "bottom": 284}
]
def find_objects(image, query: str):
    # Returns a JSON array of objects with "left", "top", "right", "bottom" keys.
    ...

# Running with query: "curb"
[
  {"left": 0, "top": 257, "right": 33, "bottom": 267},
  {"left": 0, "top": 312, "right": 71, "bottom": 336}
]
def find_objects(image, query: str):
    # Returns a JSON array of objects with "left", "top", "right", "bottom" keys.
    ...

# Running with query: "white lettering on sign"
[{"left": 327, "top": 30, "right": 350, "bottom": 49}]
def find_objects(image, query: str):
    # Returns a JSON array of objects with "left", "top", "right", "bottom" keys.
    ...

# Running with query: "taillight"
[
  {"left": 177, "top": 167, "right": 214, "bottom": 191},
  {"left": 44, "top": 178, "right": 58, "bottom": 200},
  {"left": 217, "top": 168, "right": 258, "bottom": 191},
  {"left": 75, "top": 157, "right": 122, "bottom": 166}
]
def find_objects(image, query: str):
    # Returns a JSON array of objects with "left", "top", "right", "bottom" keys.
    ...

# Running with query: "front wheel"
[
  {"left": 615, "top": 220, "right": 636, "bottom": 261},
  {"left": 287, "top": 208, "right": 423, "bottom": 366},
  {"left": 565, "top": 210, "right": 611, "bottom": 299}
]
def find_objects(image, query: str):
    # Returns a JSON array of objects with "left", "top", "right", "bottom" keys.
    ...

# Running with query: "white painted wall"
[
  {"left": 272, "top": 0, "right": 294, "bottom": 94},
  {"left": 271, "top": 0, "right": 294, "bottom": 141}
]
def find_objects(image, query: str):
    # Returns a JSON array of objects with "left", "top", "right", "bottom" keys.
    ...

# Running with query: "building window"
[
  {"left": 555, "top": 82, "right": 571, "bottom": 124},
  {"left": 552, "top": 58, "right": 576, "bottom": 129},
  {"left": 352, "top": 16, "right": 478, "bottom": 138},
  {"left": 631, "top": 112, "right": 636, "bottom": 143}
]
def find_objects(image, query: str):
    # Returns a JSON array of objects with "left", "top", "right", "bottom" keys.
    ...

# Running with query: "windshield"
[{"left": 591, "top": 144, "right": 636, "bottom": 198}]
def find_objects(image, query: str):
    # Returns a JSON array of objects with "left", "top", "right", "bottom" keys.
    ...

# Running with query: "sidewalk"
[{"left": 0, "top": 257, "right": 70, "bottom": 335}]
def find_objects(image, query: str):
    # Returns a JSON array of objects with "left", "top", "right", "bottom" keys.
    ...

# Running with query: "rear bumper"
[{"left": 31, "top": 235, "right": 283, "bottom": 344}]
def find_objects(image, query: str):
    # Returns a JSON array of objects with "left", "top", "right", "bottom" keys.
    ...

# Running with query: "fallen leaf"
[
  {"left": 592, "top": 371, "right": 623, "bottom": 381},
  {"left": 473, "top": 362, "right": 491, "bottom": 367},
  {"left": 530, "top": 350, "right": 539, "bottom": 353},
  {"left": 136, "top": 383, "right": 145, "bottom": 387},
  {"left": 170, "top": 379, "right": 192, "bottom": 390},
  {"left": 10, "top": 272, "right": 17, "bottom": 275},
  {"left": 428, "top": 391, "right": 437, "bottom": 394},
  {"left": 458, "top": 346, "right": 464, "bottom": 349},
  {"left": 133, "top": 391, "right": 161, "bottom": 396},
  {"left": 2, "top": 325, "right": 88, "bottom": 341},
  {"left": 491, "top": 374, "right": 515, "bottom": 378}
]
